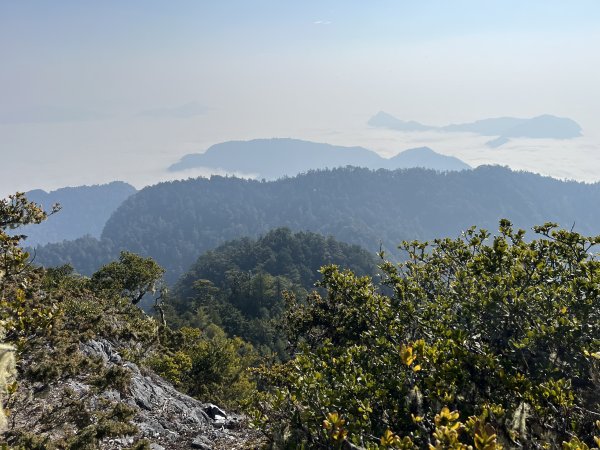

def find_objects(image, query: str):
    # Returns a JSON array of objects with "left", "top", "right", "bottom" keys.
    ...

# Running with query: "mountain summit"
[{"left": 168, "top": 138, "right": 469, "bottom": 178}]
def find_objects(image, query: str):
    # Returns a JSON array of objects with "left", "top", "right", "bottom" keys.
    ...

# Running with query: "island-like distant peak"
[
  {"left": 168, "top": 138, "right": 470, "bottom": 179},
  {"left": 368, "top": 112, "right": 582, "bottom": 147},
  {"left": 367, "top": 111, "right": 433, "bottom": 132},
  {"left": 389, "top": 147, "right": 470, "bottom": 171}
]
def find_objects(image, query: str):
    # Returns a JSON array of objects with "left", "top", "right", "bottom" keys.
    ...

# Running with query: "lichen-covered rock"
[
  {"left": 4, "top": 339, "right": 261, "bottom": 449},
  {"left": 191, "top": 435, "right": 213, "bottom": 449},
  {"left": 81, "top": 339, "right": 259, "bottom": 448},
  {"left": 0, "top": 343, "right": 15, "bottom": 432}
]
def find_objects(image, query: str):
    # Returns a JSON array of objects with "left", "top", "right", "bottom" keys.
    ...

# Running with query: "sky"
[{"left": 1, "top": 1, "right": 600, "bottom": 196}]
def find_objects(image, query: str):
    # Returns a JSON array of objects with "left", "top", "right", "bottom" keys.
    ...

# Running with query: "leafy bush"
[
  {"left": 146, "top": 326, "right": 258, "bottom": 408},
  {"left": 253, "top": 221, "right": 600, "bottom": 448}
]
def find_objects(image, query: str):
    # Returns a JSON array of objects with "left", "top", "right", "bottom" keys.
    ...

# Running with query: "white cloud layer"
[
  {"left": 1, "top": 112, "right": 599, "bottom": 198},
  {"left": 1, "top": 2, "right": 599, "bottom": 196}
]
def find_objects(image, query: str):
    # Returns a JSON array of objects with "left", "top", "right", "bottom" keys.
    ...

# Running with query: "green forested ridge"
[
  {"left": 168, "top": 228, "right": 378, "bottom": 357},
  {"left": 32, "top": 235, "right": 118, "bottom": 277},
  {"left": 33, "top": 166, "right": 600, "bottom": 283}
]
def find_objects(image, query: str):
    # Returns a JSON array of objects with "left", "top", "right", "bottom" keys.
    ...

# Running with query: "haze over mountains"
[
  {"left": 4, "top": 3, "right": 600, "bottom": 447},
  {"left": 20, "top": 182, "right": 136, "bottom": 246},
  {"left": 168, "top": 138, "right": 470, "bottom": 178},
  {"left": 368, "top": 112, "right": 583, "bottom": 148},
  {"left": 33, "top": 166, "right": 600, "bottom": 283}
]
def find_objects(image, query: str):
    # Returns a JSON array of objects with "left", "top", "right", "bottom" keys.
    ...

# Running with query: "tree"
[
  {"left": 1, "top": 193, "right": 60, "bottom": 341},
  {"left": 253, "top": 220, "right": 600, "bottom": 448},
  {"left": 91, "top": 251, "right": 164, "bottom": 305},
  {"left": 0, "top": 193, "right": 58, "bottom": 431},
  {"left": 1, "top": 193, "right": 59, "bottom": 293}
]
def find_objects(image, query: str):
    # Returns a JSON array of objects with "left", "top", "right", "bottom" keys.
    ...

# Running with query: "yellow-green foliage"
[
  {"left": 0, "top": 342, "right": 15, "bottom": 431},
  {"left": 0, "top": 193, "right": 54, "bottom": 434},
  {"left": 145, "top": 326, "right": 258, "bottom": 408},
  {"left": 90, "top": 251, "right": 165, "bottom": 305},
  {"left": 144, "top": 350, "right": 193, "bottom": 387},
  {"left": 253, "top": 221, "right": 600, "bottom": 448}
]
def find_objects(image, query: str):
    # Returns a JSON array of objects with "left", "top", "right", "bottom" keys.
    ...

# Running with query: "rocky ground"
[{"left": 5, "top": 339, "right": 265, "bottom": 449}]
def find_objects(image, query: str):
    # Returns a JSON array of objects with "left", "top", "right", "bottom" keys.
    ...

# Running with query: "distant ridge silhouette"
[
  {"left": 368, "top": 112, "right": 582, "bottom": 147},
  {"left": 168, "top": 138, "right": 470, "bottom": 178}
]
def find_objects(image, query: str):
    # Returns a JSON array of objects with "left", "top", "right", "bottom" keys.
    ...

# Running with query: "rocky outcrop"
[
  {"left": 79, "top": 339, "right": 259, "bottom": 449},
  {"left": 0, "top": 343, "right": 15, "bottom": 432},
  {"left": 5, "top": 339, "right": 261, "bottom": 449}
]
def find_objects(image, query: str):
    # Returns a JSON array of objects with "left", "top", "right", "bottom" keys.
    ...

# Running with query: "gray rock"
[
  {"left": 129, "top": 376, "right": 154, "bottom": 410},
  {"left": 191, "top": 435, "right": 212, "bottom": 449},
  {"left": 101, "top": 389, "right": 121, "bottom": 402},
  {"left": 124, "top": 361, "right": 141, "bottom": 375},
  {"left": 203, "top": 403, "right": 227, "bottom": 420},
  {"left": 80, "top": 339, "right": 122, "bottom": 364},
  {"left": 211, "top": 416, "right": 227, "bottom": 428},
  {"left": 10, "top": 336, "right": 263, "bottom": 449},
  {"left": 110, "top": 436, "right": 135, "bottom": 446},
  {"left": 74, "top": 340, "right": 260, "bottom": 448}
]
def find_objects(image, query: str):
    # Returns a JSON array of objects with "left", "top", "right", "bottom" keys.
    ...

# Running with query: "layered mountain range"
[{"left": 32, "top": 166, "right": 600, "bottom": 283}]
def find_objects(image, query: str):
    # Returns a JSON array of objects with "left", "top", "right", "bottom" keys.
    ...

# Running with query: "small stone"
[
  {"left": 191, "top": 435, "right": 212, "bottom": 449},
  {"left": 211, "top": 416, "right": 226, "bottom": 428},
  {"left": 224, "top": 416, "right": 242, "bottom": 429},
  {"left": 101, "top": 389, "right": 121, "bottom": 402},
  {"left": 203, "top": 403, "right": 227, "bottom": 420}
]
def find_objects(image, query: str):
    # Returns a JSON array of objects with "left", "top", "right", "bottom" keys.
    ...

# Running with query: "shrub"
[{"left": 253, "top": 221, "right": 600, "bottom": 448}]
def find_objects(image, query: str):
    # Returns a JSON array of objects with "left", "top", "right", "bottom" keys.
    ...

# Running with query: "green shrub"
[{"left": 253, "top": 221, "right": 600, "bottom": 448}]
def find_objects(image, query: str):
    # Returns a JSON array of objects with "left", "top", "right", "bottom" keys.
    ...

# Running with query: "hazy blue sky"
[{"left": 1, "top": 1, "right": 600, "bottom": 195}]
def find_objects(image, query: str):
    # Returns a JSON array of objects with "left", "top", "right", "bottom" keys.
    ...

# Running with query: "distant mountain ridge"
[
  {"left": 168, "top": 138, "right": 470, "bottom": 178},
  {"left": 387, "top": 147, "right": 468, "bottom": 171},
  {"left": 21, "top": 182, "right": 136, "bottom": 246},
  {"left": 33, "top": 166, "right": 600, "bottom": 283},
  {"left": 368, "top": 111, "right": 583, "bottom": 147}
]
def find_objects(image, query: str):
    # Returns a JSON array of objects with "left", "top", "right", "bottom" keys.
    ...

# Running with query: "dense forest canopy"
[
  {"left": 32, "top": 166, "right": 600, "bottom": 283},
  {"left": 168, "top": 228, "right": 378, "bottom": 357},
  {"left": 175, "top": 227, "right": 378, "bottom": 298}
]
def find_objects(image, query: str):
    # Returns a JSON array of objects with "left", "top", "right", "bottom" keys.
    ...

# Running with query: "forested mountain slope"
[
  {"left": 20, "top": 182, "right": 136, "bottom": 246},
  {"left": 34, "top": 166, "right": 600, "bottom": 282},
  {"left": 175, "top": 227, "right": 377, "bottom": 299},
  {"left": 169, "top": 228, "right": 379, "bottom": 356}
]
